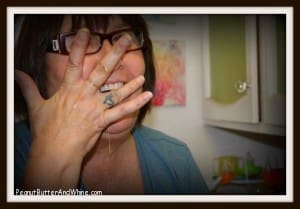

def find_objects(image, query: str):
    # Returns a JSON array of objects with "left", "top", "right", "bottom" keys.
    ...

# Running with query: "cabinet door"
[
  {"left": 202, "top": 15, "right": 259, "bottom": 123},
  {"left": 259, "top": 15, "right": 286, "bottom": 127}
]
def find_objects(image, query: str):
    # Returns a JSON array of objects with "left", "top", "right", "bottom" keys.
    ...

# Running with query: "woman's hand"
[{"left": 15, "top": 28, "right": 153, "bottom": 190}]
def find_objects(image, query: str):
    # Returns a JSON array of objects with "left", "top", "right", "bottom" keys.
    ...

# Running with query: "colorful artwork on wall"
[{"left": 152, "top": 40, "right": 186, "bottom": 106}]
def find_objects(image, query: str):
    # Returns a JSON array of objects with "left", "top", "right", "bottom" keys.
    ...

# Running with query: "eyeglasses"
[{"left": 47, "top": 28, "right": 145, "bottom": 55}]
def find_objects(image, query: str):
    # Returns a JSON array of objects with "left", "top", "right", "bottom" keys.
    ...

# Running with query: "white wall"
[{"left": 142, "top": 15, "right": 285, "bottom": 190}]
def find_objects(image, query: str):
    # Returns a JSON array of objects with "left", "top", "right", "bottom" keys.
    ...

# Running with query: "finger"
[
  {"left": 63, "top": 28, "right": 90, "bottom": 86},
  {"left": 100, "top": 75, "right": 145, "bottom": 108},
  {"left": 99, "top": 91, "right": 153, "bottom": 126},
  {"left": 15, "top": 69, "right": 43, "bottom": 111},
  {"left": 84, "top": 35, "right": 132, "bottom": 95},
  {"left": 101, "top": 34, "right": 132, "bottom": 74}
]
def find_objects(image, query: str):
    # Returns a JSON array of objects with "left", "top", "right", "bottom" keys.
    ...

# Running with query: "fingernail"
[
  {"left": 78, "top": 28, "right": 90, "bottom": 40},
  {"left": 138, "top": 75, "right": 145, "bottom": 83},
  {"left": 144, "top": 92, "right": 153, "bottom": 100}
]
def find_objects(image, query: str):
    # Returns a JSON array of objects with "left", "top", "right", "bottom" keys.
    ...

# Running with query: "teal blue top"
[{"left": 14, "top": 121, "right": 208, "bottom": 194}]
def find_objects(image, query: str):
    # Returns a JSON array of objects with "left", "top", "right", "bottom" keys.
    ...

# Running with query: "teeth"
[{"left": 100, "top": 82, "right": 124, "bottom": 92}]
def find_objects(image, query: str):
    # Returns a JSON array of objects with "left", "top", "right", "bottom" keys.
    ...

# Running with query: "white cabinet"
[
  {"left": 259, "top": 15, "right": 286, "bottom": 128},
  {"left": 201, "top": 15, "right": 286, "bottom": 136}
]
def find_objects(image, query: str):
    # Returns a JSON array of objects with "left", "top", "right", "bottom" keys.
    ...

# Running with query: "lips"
[{"left": 100, "top": 82, "right": 124, "bottom": 93}]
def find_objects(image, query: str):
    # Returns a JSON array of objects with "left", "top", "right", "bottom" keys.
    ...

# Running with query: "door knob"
[{"left": 234, "top": 80, "right": 250, "bottom": 93}]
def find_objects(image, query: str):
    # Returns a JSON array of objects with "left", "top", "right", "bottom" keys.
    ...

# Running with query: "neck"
[{"left": 83, "top": 131, "right": 133, "bottom": 164}]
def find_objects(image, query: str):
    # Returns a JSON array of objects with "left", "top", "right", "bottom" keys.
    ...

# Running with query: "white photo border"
[{"left": 7, "top": 6, "right": 293, "bottom": 202}]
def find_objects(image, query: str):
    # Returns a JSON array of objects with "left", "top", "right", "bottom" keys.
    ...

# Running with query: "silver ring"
[{"left": 103, "top": 93, "right": 115, "bottom": 107}]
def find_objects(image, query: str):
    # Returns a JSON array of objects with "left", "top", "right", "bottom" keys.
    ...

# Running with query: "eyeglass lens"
[{"left": 64, "top": 30, "right": 143, "bottom": 54}]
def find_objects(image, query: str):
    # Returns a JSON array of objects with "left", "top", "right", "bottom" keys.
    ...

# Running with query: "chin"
[{"left": 103, "top": 114, "right": 138, "bottom": 139}]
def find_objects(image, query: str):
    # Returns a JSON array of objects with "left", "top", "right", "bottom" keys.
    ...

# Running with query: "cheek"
[{"left": 122, "top": 53, "right": 145, "bottom": 78}]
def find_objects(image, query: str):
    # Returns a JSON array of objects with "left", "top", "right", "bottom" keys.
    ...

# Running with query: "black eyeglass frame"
[{"left": 47, "top": 28, "right": 146, "bottom": 55}]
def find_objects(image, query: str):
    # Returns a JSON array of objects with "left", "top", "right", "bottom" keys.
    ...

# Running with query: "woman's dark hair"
[{"left": 15, "top": 14, "right": 155, "bottom": 125}]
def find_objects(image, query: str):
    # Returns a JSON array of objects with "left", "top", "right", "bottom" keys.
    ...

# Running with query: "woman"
[{"left": 14, "top": 14, "right": 208, "bottom": 194}]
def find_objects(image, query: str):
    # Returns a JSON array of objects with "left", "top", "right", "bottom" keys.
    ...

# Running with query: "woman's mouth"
[{"left": 100, "top": 82, "right": 124, "bottom": 93}]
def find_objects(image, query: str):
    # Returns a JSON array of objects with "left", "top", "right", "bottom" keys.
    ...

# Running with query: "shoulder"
[
  {"left": 133, "top": 125, "right": 194, "bottom": 171},
  {"left": 133, "top": 125, "right": 208, "bottom": 194},
  {"left": 14, "top": 120, "right": 32, "bottom": 190},
  {"left": 15, "top": 120, "right": 30, "bottom": 131},
  {"left": 14, "top": 120, "right": 32, "bottom": 164},
  {"left": 14, "top": 120, "right": 31, "bottom": 142},
  {"left": 133, "top": 125, "right": 190, "bottom": 156},
  {"left": 133, "top": 125, "right": 188, "bottom": 148}
]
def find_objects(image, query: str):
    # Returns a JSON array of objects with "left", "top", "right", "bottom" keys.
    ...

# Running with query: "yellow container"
[{"left": 213, "top": 156, "right": 244, "bottom": 177}]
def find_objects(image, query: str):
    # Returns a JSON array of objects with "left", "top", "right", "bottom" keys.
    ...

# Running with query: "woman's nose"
[
  {"left": 100, "top": 39, "right": 113, "bottom": 55},
  {"left": 86, "top": 39, "right": 113, "bottom": 63},
  {"left": 82, "top": 39, "right": 113, "bottom": 79}
]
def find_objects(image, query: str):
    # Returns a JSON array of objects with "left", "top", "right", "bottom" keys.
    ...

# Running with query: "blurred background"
[
  {"left": 14, "top": 13, "right": 288, "bottom": 194},
  {"left": 142, "top": 14, "right": 287, "bottom": 194}
]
